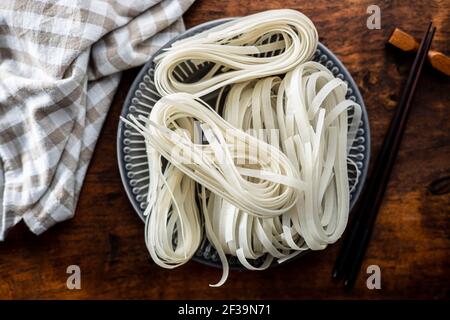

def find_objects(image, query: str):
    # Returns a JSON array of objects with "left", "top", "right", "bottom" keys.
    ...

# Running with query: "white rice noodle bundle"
[{"left": 154, "top": 9, "right": 318, "bottom": 97}]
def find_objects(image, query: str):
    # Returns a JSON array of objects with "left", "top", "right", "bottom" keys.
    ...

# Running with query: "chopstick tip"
[
  {"left": 343, "top": 278, "right": 354, "bottom": 288},
  {"left": 331, "top": 268, "right": 340, "bottom": 280}
]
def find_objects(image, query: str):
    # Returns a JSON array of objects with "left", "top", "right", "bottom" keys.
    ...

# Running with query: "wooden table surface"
[{"left": 0, "top": 0, "right": 449, "bottom": 300}]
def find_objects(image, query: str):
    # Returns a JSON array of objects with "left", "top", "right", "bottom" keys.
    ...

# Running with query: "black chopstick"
[
  {"left": 342, "top": 23, "right": 436, "bottom": 287},
  {"left": 332, "top": 22, "right": 436, "bottom": 287},
  {"left": 332, "top": 22, "right": 433, "bottom": 279}
]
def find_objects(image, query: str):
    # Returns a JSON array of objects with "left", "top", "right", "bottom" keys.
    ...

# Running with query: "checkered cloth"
[{"left": 0, "top": 0, "right": 195, "bottom": 240}]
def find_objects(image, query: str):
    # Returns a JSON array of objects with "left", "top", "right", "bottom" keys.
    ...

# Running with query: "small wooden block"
[
  {"left": 388, "top": 28, "right": 419, "bottom": 52},
  {"left": 428, "top": 51, "right": 450, "bottom": 76}
]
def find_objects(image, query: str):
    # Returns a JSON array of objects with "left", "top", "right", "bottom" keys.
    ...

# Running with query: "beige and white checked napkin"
[{"left": 0, "top": 0, "right": 195, "bottom": 240}]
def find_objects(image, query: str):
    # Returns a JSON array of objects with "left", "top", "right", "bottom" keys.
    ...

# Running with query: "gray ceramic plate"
[{"left": 117, "top": 18, "right": 371, "bottom": 269}]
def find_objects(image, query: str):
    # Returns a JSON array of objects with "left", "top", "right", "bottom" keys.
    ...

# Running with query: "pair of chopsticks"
[{"left": 332, "top": 22, "right": 437, "bottom": 287}]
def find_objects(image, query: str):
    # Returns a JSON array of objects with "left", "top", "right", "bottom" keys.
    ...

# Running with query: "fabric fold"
[{"left": 0, "top": 0, "right": 195, "bottom": 240}]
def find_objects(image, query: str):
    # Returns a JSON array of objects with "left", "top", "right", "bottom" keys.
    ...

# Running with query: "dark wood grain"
[{"left": 0, "top": 0, "right": 449, "bottom": 299}]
